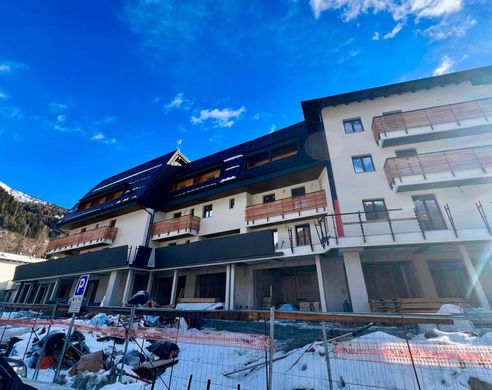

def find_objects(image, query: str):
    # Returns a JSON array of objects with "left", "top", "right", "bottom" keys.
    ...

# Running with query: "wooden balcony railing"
[
  {"left": 152, "top": 214, "right": 200, "bottom": 237},
  {"left": 245, "top": 190, "right": 327, "bottom": 222},
  {"left": 384, "top": 145, "right": 492, "bottom": 185},
  {"left": 47, "top": 226, "right": 118, "bottom": 252},
  {"left": 372, "top": 97, "right": 492, "bottom": 142}
]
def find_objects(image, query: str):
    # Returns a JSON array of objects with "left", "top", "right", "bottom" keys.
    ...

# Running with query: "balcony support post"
[
  {"left": 412, "top": 255, "right": 438, "bottom": 298},
  {"left": 122, "top": 270, "right": 134, "bottom": 305},
  {"left": 225, "top": 264, "right": 231, "bottom": 310},
  {"left": 170, "top": 269, "right": 179, "bottom": 306},
  {"left": 315, "top": 255, "right": 327, "bottom": 312},
  {"left": 146, "top": 272, "right": 154, "bottom": 296},
  {"left": 342, "top": 249, "right": 370, "bottom": 312},
  {"left": 230, "top": 264, "right": 236, "bottom": 310},
  {"left": 459, "top": 244, "right": 491, "bottom": 310}
]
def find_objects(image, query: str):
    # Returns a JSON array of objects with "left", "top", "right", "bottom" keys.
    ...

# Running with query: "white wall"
[{"left": 321, "top": 81, "right": 492, "bottom": 235}]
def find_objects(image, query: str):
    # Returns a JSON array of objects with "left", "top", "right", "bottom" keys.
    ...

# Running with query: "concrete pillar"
[
  {"left": 146, "top": 272, "right": 154, "bottom": 296},
  {"left": 225, "top": 264, "right": 231, "bottom": 309},
  {"left": 101, "top": 271, "right": 123, "bottom": 307},
  {"left": 459, "top": 244, "right": 491, "bottom": 310},
  {"left": 342, "top": 249, "right": 370, "bottom": 312},
  {"left": 122, "top": 270, "right": 134, "bottom": 305},
  {"left": 230, "top": 264, "right": 236, "bottom": 310},
  {"left": 170, "top": 270, "right": 179, "bottom": 306},
  {"left": 412, "top": 256, "right": 438, "bottom": 298},
  {"left": 315, "top": 255, "right": 328, "bottom": 312}
]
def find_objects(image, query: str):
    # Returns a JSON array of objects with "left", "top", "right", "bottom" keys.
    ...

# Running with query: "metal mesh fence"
[{"left": 1, "top": 303, "right": 492, "bottom": 389}]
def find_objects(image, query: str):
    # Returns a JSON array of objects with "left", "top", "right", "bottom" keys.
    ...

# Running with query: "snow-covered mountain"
[
  {"left": 0, "top": 181, "right": 67, "bottom": 256},
  {"left": 0, "top": 181, "right": 49, "bottom": 205}
]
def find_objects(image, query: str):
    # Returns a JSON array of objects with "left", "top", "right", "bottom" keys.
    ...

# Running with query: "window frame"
[
  {"left": 263, "top": 193, "right": 276, "bottom": 203},
  {"left": 343, "top": 118, "right": 364, "bottom": 134},
  {"left": 362, "top": 199, "right": 388, "bottom": 221},
  {"left": 229, "top": 198, "right": 235, "bottom": 209},
  {"left": 412, "top": 194, "right": 447, "bottom": 231},
  {"left": 295, "top": 223, "right": 312, "bottom": 247},
  {"left": 291, "top": 187, "right": 306, "bottom": 198},
  {"left": 202, "top": 204, "right": 213, "bottom": 218},
  {"left": 352, "top": 155, "right": 375, "bottom": 173}
]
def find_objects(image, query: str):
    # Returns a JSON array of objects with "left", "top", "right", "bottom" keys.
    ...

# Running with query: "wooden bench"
[{"left": 370, "top": 298, "right": 470, "bottom": 313}]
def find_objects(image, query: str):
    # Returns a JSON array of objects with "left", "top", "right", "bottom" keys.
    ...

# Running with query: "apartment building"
[
  {"left": 302, "top": 66, "right": 492, "bottom": 311},
  {"left": 7, "top": 66, "right": 492, "bottom": 313}
]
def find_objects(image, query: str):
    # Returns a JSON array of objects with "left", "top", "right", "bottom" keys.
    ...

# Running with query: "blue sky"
[{"left": 0, "top": 0, "right": 490, "bottom": 208}]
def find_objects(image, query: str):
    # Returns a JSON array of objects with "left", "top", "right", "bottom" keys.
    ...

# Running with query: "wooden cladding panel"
[
  {"left": 47, "top": 226, "right": 118, "bottom": 251},
  {"left": 245, "top": 190, "right": 327, "bottom": 222},
  {"left": 152, "top": 214, "right": 200, "bottom": 236},
  {"left": 372, "top": 97, "right": 492, "bottom": 141},
  {"left": 384, "top": 145, "right": 492, "bottom": 184}
]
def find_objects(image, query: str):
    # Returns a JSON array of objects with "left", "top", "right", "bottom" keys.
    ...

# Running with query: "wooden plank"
[{"left": 177, "top": 297, "right": 222, "bottom": 303}]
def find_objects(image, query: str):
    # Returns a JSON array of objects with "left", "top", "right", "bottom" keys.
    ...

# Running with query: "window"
[
  {"left": 343, "top": 118, "right": 364, "bottom": 134},
  {"left": 246, "top": 151, "right": 270, "bottom": 168},
  {"left": 168, "top": 242, "right": 176, "bottom": 246},
  {"left": 246, "top": 141, "right": 298, "bottom": 169},
  {"left": 203, "top": 204, "right": 213, "bottom": 218},
  {"left": 363, "top": 199, "right": 388, "bottom": 220},
  {"left": 172, "top": 177, "right": 194, "bottom": 191},
  {"left": 295, "top": 224, "right": 311, "bottom": 246},
  {"left": 107, "top": 189, "right": 124, "bottom": 201},
  {"left": 412, "top": 195, "right": 446, "bottom": 231},
  {"left": 352, "top": 155, "right": 375, "bottom": 173},
  {"left": 291, "top": 187, "right": 306, "bottom": 197},
  {"left": 173, "top": 212, "right": 182, "bottom": 219},
  {"left": 271, "top": 142, "right": 297, "bottom": 161},
  {"left": 229, "top": 198, "right": 235, "bottom": 209},
  {"left": 395, "top": 148, "right": 417, "bottom": 158},
  {"left": 80, "top": 227, "right": 87, "bottom": 233},
  {"left": 109, "top": 219, "right": 117, "bottom": 228},
  {"left": 263, "top": 194, "right": 276, "bottom": 203},
  {"left": 190, "top": 208, "right": 195, "bottom": 216},
  {"left": 196, "top": 167, "right": 221, "bottom": 183}
]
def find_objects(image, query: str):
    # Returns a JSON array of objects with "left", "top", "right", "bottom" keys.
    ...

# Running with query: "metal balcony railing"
[
  {"left": 245, "top": 190, "right": 327, "bottom": 223},
  {"left": 47, "top": 226, "right": 118, "bottom": 253},
  {"left": 152, "top": 214, "right": 200, "bottom": 237},
  {"left": 372, "top": 97, "right": 492, "bottom": 142},
  {"left": 384, "top": 145, "right": 492, "bottom": 186}
]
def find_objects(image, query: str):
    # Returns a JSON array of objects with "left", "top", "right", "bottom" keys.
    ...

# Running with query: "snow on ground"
[{"left": 2, "top": 310, "right": 492, "bottom": 389}]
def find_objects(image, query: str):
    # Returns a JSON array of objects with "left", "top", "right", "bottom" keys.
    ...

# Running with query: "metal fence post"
[
  {"left": 119, "top": 306, "right": 135, "bottom": 383},
  {"left": 321, "top": 321, "right": 334, "bottom": 390},
  {"left": 402, "top": 319, "right": 421, "bottom": 390},
  {"left": 53, "top": 312, "right": 76, "bottom": 383},
  {"left": 34, "top": 303, "right": 57, "bottom": 380},
  {"left": 268, "top": 306, "right": 274, "bottom": 390}
]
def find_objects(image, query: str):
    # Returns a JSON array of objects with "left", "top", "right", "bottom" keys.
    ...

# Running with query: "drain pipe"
[{"left": 142, "top": 208, "right": 155, "bottom": 247}]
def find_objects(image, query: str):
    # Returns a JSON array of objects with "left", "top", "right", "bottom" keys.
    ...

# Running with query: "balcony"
[
  {"left": 47, "top": 226, "right": 118, "bottom": 255},
  {"left": 372, "top": 98, "right": 492, "bottom": 147},
  {"left": 384, "top": 145, "right": 492, "bottom": 192},
  {"left": 14, "top": 246, "right": 129, "bottom": 281},
  {"left": 245, "top": 190, "right": 328, "bottom": 227},
  {"left": 154, "top": 230, "right": 278, "bottom": 268},
  {"left": 152, "top": 214, "right": 200, "bottom": 241}
]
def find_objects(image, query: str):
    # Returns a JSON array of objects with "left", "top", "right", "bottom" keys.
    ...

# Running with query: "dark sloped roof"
[
  {"left": 59, "top": 151, "right": 178, "bottom": 227},
  {"left": 163, "top": 122, "right": 328, "bottom": 207},
  {"left": 302, "top": 65, "right": 492, "bottom": 131}
]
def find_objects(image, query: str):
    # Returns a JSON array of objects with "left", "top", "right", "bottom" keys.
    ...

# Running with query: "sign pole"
[
  {"left": 53, "top": 274, "right": 90, "bottom": 383},
  {"left": 53, "top": 312, "right": 75, "bottom": 383}
]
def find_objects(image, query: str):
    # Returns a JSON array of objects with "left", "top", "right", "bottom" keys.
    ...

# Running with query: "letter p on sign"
[{"left": 74, "top": 274, "right": 90, "bottom": 297}]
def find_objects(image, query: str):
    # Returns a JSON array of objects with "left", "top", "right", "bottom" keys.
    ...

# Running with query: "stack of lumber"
[{"left": 370, "top": 297, "right": 470, "bottom": 313}]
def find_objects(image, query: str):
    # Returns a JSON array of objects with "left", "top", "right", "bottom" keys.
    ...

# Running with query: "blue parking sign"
[{"left": 74, "top": 274, "right": 90, "bottom": 297}]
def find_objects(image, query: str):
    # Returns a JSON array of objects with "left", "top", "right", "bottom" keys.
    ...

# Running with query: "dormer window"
[
  {"left": 196, "top": 167, "right": 221, "bottom": 183},
  {"left": 246, "top": 141, "right": 298, "bottom": 169},
  {"left": 77, "top": 187, "right": 126, "bottom": 211}
]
